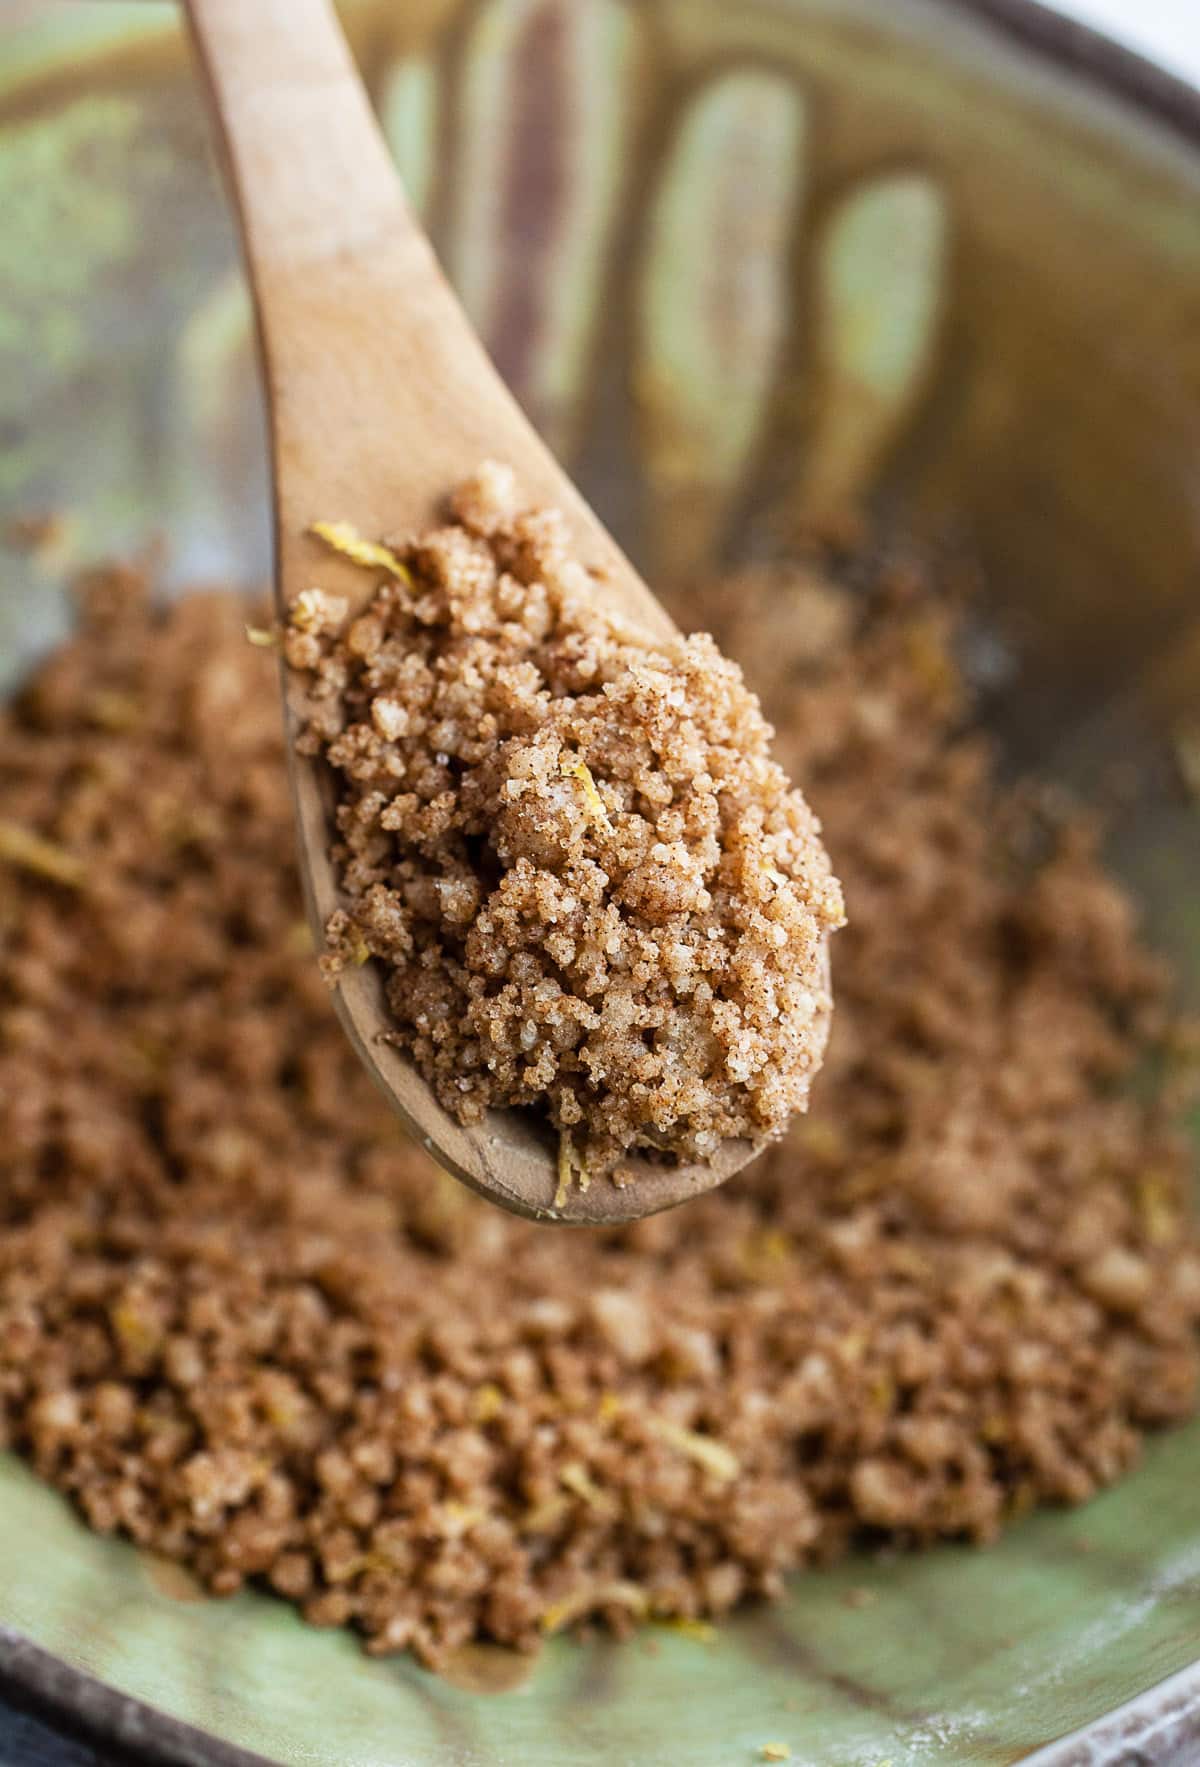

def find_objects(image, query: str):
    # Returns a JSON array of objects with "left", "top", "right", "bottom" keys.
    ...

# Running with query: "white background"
[{"left": 1058, "top": 0, "right": 1200, "bottom": 88}]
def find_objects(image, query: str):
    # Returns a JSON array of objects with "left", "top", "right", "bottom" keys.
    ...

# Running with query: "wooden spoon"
[{"left": 184, "top": 0, "right": 828, "bottom": 1224}]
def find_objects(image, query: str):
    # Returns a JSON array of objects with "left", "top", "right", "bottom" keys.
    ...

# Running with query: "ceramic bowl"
[{"left": 1, "top": 2, "right": 1199, "bottom": 1762}]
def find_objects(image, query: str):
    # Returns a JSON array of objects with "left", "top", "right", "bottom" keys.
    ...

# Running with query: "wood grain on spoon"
[{"left": 184, "top": 0, "right": 818, "bottom": 1224}]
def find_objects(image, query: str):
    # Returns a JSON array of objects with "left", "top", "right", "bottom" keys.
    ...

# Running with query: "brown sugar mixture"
[
  {"left": 0, "top": 542, "right": 1198, "bottom": 1670},
  {"left": 287, "top": 464, "right": 844, "bottom": 1181}
]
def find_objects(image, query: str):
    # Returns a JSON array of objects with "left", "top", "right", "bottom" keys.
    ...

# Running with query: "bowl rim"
[
  {"left": 952, "top": 0, "right": 1200, "bottom": 146},
  {"left": 2, "top": 1, "right": 1200, "bottom": 1764},
  {"left": 1025, "top": 1661, "right": 1200, "bottom": 1766}
]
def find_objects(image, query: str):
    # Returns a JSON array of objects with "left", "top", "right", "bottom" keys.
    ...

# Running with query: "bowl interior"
[{"left": 1, "top": 2, "right": 1199, "bottom": 1763}]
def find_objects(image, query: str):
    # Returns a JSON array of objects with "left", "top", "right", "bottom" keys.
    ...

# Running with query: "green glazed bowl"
[{"left": 2, "top": 2, "right": 1200, "bottom": 1762}]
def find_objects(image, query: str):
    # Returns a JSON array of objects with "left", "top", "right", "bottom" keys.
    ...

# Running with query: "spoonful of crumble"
[{"left": 185, "top": 0, "right": 843, "bottom": 1222}]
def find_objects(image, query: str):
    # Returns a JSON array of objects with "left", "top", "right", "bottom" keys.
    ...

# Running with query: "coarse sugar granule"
[
  {"left": 289, "top": 464, "right": 844, "bottom": 1181},
  {"left": 0, "top": 541, "right": 1197, "bottom": 1670}
]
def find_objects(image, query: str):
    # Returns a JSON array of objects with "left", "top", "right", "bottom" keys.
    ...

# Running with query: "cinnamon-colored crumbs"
[
  {"left": 0, "top": 538, "right": 1196, "bottom": 1670},
  {"left": 289, "top": 463, "right": 844, "bottom": 1179}
]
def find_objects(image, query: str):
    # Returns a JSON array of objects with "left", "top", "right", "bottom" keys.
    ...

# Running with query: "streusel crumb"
[
  {"left": 0, "top": 537, "right": 1195, "bottom": 1671},
  {"left": 289, "top": 466, "right": 844, "bottom": 1178}
]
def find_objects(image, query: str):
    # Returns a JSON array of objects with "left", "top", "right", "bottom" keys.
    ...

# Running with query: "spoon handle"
[
  {"left": 184, "top": 0, "right": 407, "bottom": 277},
  {"left": 184, "top": 0, "right": 669, "bottom": 635},
  {"left": 185, "top": 0, "right": 541, "bottom": 594}
]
